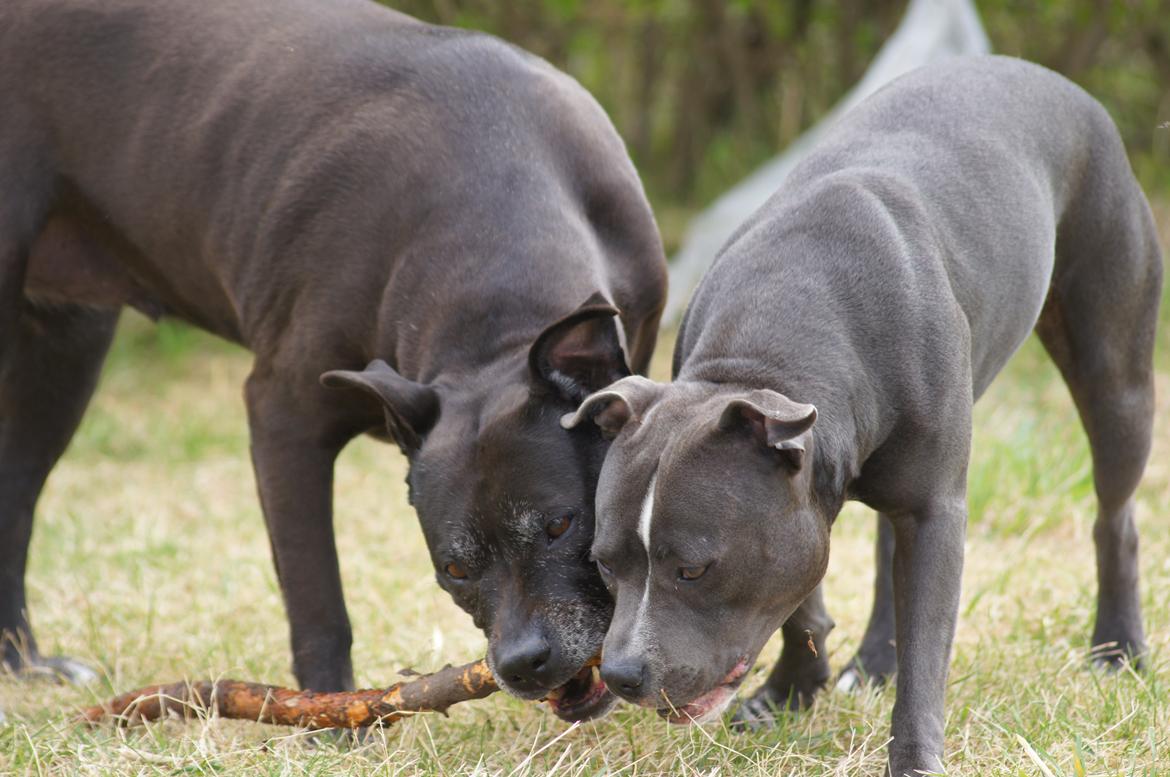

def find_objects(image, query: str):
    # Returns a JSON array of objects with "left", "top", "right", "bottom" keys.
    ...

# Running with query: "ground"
[{"left": 1, "top": 206, "right": 1168, "bottom": 776}]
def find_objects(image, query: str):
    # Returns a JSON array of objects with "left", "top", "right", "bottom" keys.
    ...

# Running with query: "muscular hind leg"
[
  {"left": 1, "top": 302, "right": 118, "bottom": 681},
  {"left": 1036, "top": 194, "right": 1162, "bottom": 669}
]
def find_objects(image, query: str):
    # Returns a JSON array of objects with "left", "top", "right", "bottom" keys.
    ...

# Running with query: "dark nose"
[
  {"left": 496, "top": 632, "right": 555, "bottom": 692},
  {"left": 601, "top": 657, "right": 646, "bottom": 700}
]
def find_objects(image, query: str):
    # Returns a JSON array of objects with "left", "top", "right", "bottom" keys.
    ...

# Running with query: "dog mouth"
[
  {"left": 545, "top": 663, "right": 616, "bottom": 721},
  {"left": 658, "top": 656, "right": 751, "bottom": 725}
]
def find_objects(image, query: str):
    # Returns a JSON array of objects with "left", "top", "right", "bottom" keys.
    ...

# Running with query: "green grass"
[{"left": 2, "top": 208, "right": 1169, "bottom": 775}]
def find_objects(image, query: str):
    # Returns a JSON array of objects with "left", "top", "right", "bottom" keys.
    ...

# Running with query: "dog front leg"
[
  {"left": 885, "top": 500, "right": 965, "bottom": 777},
  {"left": 246, "top": 372, "right": 353, "bottom": 692},
  {"left": 732, "top": 584, "right": 834, "bottom": 728}
]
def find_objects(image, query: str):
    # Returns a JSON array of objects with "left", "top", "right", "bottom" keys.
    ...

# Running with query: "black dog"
[{"left": 0, "top": 0, "right": 665, "bottom": 720}]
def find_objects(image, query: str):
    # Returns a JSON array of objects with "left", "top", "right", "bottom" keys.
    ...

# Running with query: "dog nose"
[
  {"left": 601, "top": 657, "right": 646, "bottom": 699},
  {"left": 496, "top": 633, "right": 555, "bottom": 691}
]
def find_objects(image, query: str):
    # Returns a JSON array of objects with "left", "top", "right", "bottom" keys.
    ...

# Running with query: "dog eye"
[
  {"left": 445, "top": 562, "right": 468, "bottom": 580},
  {"left": 546, "top": 514, "right": 572, "bottom": 540},
  {"left": 678, "top": 564, "right": 709, "bottom": 581},
  {"left": 595, "top": 559, "right": 613, "bottom": 577}
]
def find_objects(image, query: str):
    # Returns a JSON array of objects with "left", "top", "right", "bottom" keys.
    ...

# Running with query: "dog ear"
[
  {"left": 560, "top": 375, "right": 663, "bottom": 439},
  {"left": 529, "top": 292, "right": 631, "bottom": 402},
  {"left": 320, "top": 360, "right": 438, "bottom": 454},
  {"left": 718, "top": 390, "right": 817, "bottom": 470}
]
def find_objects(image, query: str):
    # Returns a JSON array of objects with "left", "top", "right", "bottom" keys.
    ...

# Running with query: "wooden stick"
[{"left": 79, "top": 659, "right": 498, "bottom": 729}]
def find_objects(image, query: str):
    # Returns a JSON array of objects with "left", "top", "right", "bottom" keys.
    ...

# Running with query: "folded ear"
[
  {"left": 529, "top": 292, "right": 631, "bottom": 402},
  {"left": 718, "top": 390, "right": 817, "bottom": 470},
  {"left": 320, "top": 360, "right": 439, "bottom": 454},
  {"left": 560, "top": 375, "right": 663, "bottom": 439}
]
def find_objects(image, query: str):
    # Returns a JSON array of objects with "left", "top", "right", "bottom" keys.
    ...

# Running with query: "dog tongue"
[
  {"left": 661, "top": 657, "right": 751, "bottom": 724},
  {"left": 663, "top": 684, "right": 737, "bottom": 724}
]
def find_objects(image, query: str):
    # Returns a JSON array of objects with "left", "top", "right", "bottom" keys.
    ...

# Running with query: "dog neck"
[{"left": 675, "top": 350, "right": 883, "bottom": 524}]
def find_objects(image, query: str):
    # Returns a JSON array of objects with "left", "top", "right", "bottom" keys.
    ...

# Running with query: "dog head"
[
  {"left": 321, "top": 295, "right": 630, "bottom": 721},
  {"left": 562, "top": 377, "right": 829, "bottom": 723}
]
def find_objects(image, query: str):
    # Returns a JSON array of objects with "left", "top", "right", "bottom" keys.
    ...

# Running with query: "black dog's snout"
[
  {"left": 496, "top": 632, "right": 556, "bottom": 691},
  {"left": 601, "top": 657, "right": 646, "bottom": 699}
]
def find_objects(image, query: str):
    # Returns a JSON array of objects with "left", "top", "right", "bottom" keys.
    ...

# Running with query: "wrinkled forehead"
[
  {"left": 593, "top": 444, "right": 658, "bottom": 545},
  {"left": 411, "top": 387, "right": 598, "bottom": 551},
  {"left": 594, "top": 389, "right": 765, "bottom": 546},
  {"left": 474, "top": 393, "right": 600, "bottom": 507},
  {"left": 593, "top": 392, "right": 697, "bottom": 539}
]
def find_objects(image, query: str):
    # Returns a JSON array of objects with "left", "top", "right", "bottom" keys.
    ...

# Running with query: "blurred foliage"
[{"left": 386, "top": 0, "right": 1170, "bottom": 225}]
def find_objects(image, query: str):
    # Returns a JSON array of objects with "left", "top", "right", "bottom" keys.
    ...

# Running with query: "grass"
[{"left": 2, "top": 207, "right": 1170, "bottom": 776}]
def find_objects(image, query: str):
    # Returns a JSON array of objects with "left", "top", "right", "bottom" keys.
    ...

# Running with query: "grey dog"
[
  {"left": 0, "top": 0, "right": 666, "bottom": 719},
  {"left": 564, "top": 56, "right": 1162, "bottom": 775}
]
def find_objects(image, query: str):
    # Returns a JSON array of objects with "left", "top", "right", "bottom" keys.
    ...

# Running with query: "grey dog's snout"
[{"left": 601, "top": 656, "right": 647, "bottom": 700}]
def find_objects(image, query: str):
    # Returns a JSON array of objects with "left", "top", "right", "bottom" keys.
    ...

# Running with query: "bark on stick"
[{"left": 79, "top": 659, "right": 497, "bottom": 729}]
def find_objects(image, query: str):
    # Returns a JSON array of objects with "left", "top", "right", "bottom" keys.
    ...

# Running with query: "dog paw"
[
  {"left": 886, "top": 743, "right": 944, "bottom": 777},
  {"left": 729, "top": 692, "right": 782, "bottom": 731},
  {"left": 835, "top": 664, "right": 895, "bottom": 694},
  {"left": 835, "top": 667, "right": 863, "bottom": 693},
  {"left": 1089, "top": 641, "right": 1146, "bottom": 674},
  {"left": 730, "top": 680, "right": 814, "bottom": 731},
  {"left": 17, "top": 655, "right": 100, "bottom": 686},
  {"left": 836, "top": 650, "right": 896, "bottom": 694},
  {"left": 1090, "top": 636, "right": 1146, "bottom": 674},
  {"left": 268, "top": 726, "right": 372, "bottom": 754}
]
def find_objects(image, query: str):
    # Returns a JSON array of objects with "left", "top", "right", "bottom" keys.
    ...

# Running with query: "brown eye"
[
  {"left": 546, "top": 514, "right": 572, "bottom": 540},
  {"left": 445, "top": 562, "right": 468, "bottom": 580},
  {"left": 679, "top": 565, "right": 709, "bottom": 581}
]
